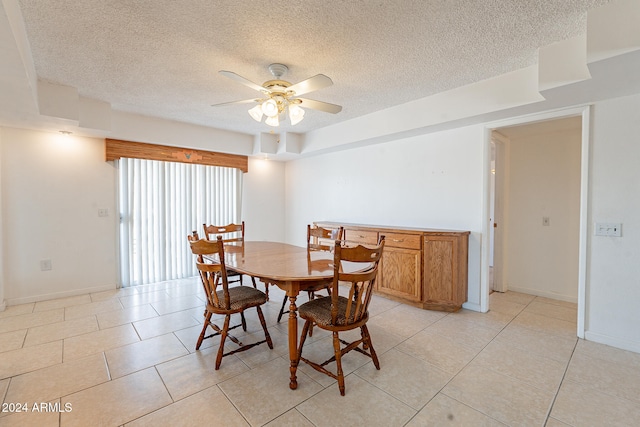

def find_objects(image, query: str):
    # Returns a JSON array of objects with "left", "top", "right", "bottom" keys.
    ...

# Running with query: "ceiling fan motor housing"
[{"left": 268, "top": 63, "right": 288, "bottom": 78}]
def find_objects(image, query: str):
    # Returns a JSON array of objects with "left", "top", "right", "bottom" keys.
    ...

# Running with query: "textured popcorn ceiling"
[{"left": 17, "top": 0, "right": 610, "bottom": 135}]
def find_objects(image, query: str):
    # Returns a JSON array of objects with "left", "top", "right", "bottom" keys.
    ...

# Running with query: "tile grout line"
[
  {"left": 555, "top": 349, "right": 640, "bottom": 409},
  {"left": 496, "top": 295, "right": 579, "bottom": 426},
  {"left": 405, "top": 297, "right": 539, "bottom": 425},
  {"left": 1, "top": 376, "right": 11, "bottom": 407},
  {"left": 217, "top": 382, "right": 265, "bottom": 427},
  {"left": 542, "top": 336, "right": 580, "bottom": 426},
  {"left": 302, "top": 303, "right": 510, "bottom": 425},
  {"left": 365, "top": 309, "right": 476, "bottom": 426},
  {"left": 393, "top": 313, "right": 485, "bottom": 426},
  {"left": 391, "top": 307, "right": 503, "bottom": 425}
]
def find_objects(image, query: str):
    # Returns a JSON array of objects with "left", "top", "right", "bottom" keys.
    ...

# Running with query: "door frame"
[
  {"left": 481, "top": 105, "right": 590, "bottom": 338},
  {"left": 490, "top": 131, "right": 509, "bottom": 293}
]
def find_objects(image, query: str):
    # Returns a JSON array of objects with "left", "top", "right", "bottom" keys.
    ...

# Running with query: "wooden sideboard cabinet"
[{"left": 315, "top": 221, "right": 470, "bottom": 312}]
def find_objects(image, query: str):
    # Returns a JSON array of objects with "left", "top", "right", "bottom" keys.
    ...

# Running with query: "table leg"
[{"left": 288, "top": 294, "right": 299, "bottom": 390}]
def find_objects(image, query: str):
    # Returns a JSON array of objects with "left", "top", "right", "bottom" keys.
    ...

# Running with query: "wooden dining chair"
[
  {"left": 188, "top": 234, "right": 273, "bottom": 369},
  {"left": 190, "top": 230, "right": 249, "bottom": 332},
  {"left": 294, "top": 236, "right": 385, "bottom": 395},
  {"left": 276, "top": 225, "right": 344, "bottom": 323},
  {"left": 203, "top": 221, "right": 258, "bottom": 289}
]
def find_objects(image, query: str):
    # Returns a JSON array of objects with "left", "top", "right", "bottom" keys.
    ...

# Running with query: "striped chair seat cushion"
[
  {"left": 213, "top": 286, "right": 267, "bottom": 310},
  {"left": 298, "top": 296, "right": 362, "bottom": 327}
]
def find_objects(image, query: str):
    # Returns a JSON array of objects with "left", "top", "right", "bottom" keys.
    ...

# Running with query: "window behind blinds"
[{"left": 118, "top": 158, "right": 242, "bottom": 287}]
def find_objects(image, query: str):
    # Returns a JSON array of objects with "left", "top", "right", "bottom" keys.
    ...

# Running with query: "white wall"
[
  {"left": 586, "top": 93, "right": 640, "bottom": 352},
  {"left": 285, "top": 125, "right": 486, "bottom": 309},
  {"left": 242, "top": 157, "right": 286, "bottom": 242},
  {"left": 0, "top": 129, "right": 286, "bottom": 305},
  {"left": 1, "top": 127, "right": 118, "bottom": 304},
  {"left": 0, "top": 128, "right": 4, "bottom": 310},
  {"left": 503, "top": 126, "right": 582, "bottom": 301}
]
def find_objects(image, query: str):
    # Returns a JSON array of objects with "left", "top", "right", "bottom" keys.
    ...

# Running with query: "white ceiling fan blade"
[
  {"left": 287, "top": 74, "right": 333, "bottom": 96},
  {"left": 211, "top": 99, "right": 259, "bottom": 107},
  {"left": 297, "top": 98, "right": 342, "bottom": 114},
  {"left": 219, "top": 70, "right": 270, "bottom": 93}
]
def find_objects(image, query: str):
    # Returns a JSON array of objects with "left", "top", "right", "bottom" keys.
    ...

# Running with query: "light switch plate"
[{"left": 595, "top": 222, "right": 622, "bottom": 237}]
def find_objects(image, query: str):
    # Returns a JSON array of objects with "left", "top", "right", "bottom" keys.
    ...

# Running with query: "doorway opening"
[
  {"left": 491, "top": 117, "right": 582, "bottom": 299},
  {"left": 483, "top": 106, "right": 590, "bottom": 338}
]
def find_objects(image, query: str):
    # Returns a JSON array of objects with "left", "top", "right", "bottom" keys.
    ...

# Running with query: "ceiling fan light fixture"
[
  {"left": 289, "top": 104, "right": 305, "bottom": 125},
  {"left": 261, "top": 99, "right": 279, "bottom": 117},
  {"left": 265, "top": 115, "right": 279, "bottom": 127},
  {"left": 248, "top": 104, "right": 264, "bottom": 122},
  {"left": 216, "top": 64, "right": 341, "bottom": 128}
]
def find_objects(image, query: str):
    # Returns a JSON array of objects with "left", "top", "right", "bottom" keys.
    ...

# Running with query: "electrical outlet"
[
  {"left": 98, "top": 208, "right": 109, "bottom": 217},
  {"left": 542, "top": 217, "right": 550, "bottom": 226},
  {"left": 40, "top": 259, "right": 52, "bottom": 271}
]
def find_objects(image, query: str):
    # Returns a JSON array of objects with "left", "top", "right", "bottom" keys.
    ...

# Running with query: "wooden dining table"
[{"left": 217, "top": 241, "right": 337, "bottom": 390}]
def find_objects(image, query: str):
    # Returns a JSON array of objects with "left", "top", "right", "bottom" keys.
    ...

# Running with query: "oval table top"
[{"left": 219, "top": 241, "right": 335, "bottom": 282}]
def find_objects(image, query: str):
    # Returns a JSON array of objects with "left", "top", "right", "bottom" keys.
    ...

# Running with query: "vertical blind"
[{"left": 118, "top": 158, "right": 243, "bottom": 287}]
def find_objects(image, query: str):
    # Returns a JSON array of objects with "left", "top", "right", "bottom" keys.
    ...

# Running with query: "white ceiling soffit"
[
  {"left": 2, "top": 0, "right": 640, "bottom": 158},
  {"left": 496, "top": 116, "right": 583, "bottom": 139}
]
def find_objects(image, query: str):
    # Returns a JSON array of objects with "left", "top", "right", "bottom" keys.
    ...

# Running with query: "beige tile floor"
[{"left": 1, "top": 279, "right": 640, "bottom": 426}]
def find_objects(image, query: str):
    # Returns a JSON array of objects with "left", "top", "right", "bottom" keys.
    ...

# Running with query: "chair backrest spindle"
[
  {"left": 189, "top": 236, "right": 232, "bottom": 310},
  {"left": 331, "top": 237, "right": 385, "bottom": 325}
]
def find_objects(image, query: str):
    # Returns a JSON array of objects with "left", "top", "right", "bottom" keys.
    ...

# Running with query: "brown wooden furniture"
[
  {"left": 295, "top": 237, "right": 385, "bottom": 395},
  {"left": 188, "top": 234, "right": 273, "bottom": 369},
  {"left": 205, "top": 241, "right": 363, "bottom": 389},
  {"left": 315, "top": 222, "right": 470, "bottom": 312},
  {"left": 275, "top": 225, "right": 344, "bottom": 323},
  {"left": 203, "top": 221, "right": 258, "bottom": 289},
  {"left": 308, "top": 224, "right": 344, "bottom": 251}
]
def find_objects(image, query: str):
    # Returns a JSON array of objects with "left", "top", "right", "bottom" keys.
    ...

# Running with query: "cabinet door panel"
[
  {"left": 424, "top": 238, "right": 455, "bottom": 302},
  {"left": 379, "top": 247, "right": 421, "bottom": 301}
]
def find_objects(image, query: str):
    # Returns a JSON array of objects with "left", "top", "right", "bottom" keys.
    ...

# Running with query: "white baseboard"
[
  {"left": 6, "top": 284, "right": 117, "bottom": 307},
  {"left": 507, "top": 285, "right": 578, "bottom": 304},
  {"left": 585, "top": 330, "right": 640, "bottom": 354},
  {"left": 462, "top": 301, "right": 482, "bottom": 312}
]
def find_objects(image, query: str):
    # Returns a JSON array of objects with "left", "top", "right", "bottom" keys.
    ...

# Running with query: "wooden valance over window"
[{"left": 105, "top": 139, "right": 248, "bottom": 173}]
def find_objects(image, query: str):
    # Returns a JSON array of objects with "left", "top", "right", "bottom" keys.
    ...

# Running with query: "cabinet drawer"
[
  {"left": 344, "top": 229, "right": 379, "bottom": 245},
  {"left": 382, "top": 232, "right": 421, "bottom": 250}
]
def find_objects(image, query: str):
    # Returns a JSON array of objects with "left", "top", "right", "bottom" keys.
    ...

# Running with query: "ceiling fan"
[{"left": 212, "top": 63, "right": 342, "bottom": 127}]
